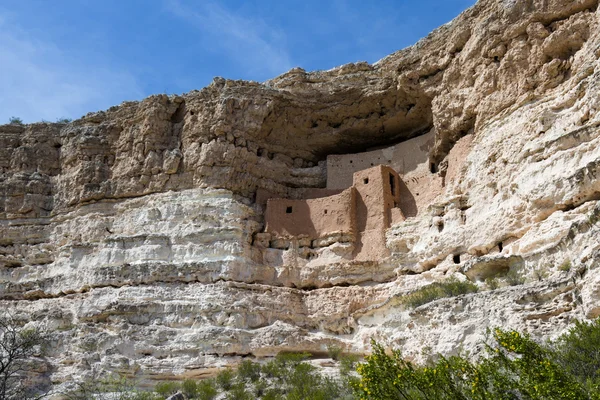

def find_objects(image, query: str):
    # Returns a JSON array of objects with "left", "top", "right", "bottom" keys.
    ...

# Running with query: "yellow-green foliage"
[
  {"left": 505, "top": 265, "right": 526, "bottom": 286},
  {"left": 401, "top": 278, "right": 478, "bottom": 308},
  {"left": 352, "top": 319, "right": 600, "bottom": 400},
  {"left": 559, "top": 259, "right": 572, "bottom": 272},
  {"left": 154, "top": 381, "right": 180, "bottom": 397}
]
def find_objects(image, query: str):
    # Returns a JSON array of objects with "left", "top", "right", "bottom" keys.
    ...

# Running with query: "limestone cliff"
[{"left": 2, "top": 0, "right": 600, "bottom": 390}]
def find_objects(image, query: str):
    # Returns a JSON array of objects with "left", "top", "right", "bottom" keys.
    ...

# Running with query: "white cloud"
[
  {"left": 0, "top": 14, "right": 143, "bottom": 123},
  {"left": 165, "top": 0, "right": 292, "bottom": 79}
]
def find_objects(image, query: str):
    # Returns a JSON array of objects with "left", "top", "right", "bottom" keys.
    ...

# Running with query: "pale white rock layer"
[{"left": 1, "top": 0, "right": 600, "bottom": 392}]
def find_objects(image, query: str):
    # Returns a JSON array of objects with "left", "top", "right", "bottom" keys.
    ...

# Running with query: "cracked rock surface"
[{"left": 1, "top": 0, "right": 600, "bottom": 390}]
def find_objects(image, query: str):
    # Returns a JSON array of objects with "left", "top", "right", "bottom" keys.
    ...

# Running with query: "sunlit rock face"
[{"left": 2, "top": 0, "right": 600, "bottom": 390}]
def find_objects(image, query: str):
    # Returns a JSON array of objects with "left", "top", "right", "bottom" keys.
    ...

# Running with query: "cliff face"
[{"left": 2, "top": 0, "right": 600, "bottom": 388}]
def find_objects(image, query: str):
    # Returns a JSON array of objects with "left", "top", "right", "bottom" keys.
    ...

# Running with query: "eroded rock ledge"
[{"left": 1, "top": 0, "right": 600, "bottom": 390}]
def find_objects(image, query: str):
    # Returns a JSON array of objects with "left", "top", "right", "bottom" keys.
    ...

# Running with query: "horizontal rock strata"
[{"left": 1, "top": 0, "right": 600, "bottom": 391}]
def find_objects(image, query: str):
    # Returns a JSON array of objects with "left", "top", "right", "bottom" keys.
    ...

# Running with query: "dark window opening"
[
  {"left": 190, "top": 110, "right": 195, "bottom": 115},
  {"left": 257, "top": 148, "right": 265, "bottom": 157},
  {"left": 324, "top": 209, "right": 328, "bottom": 214},
  {"left": 430, "top": 163, "right": 438, "bottom": 173},
  {"left": 494, "top": 56, "right": 499, "bottom": 62},
  {"left": 453, "top": 254, "right": 461, "bottom": 264},
  {"left": 286, "top": 206, "right": 293, "bottom": 214},
  {"left": 438, "top": 222, "right": 444, "bottom": 232},
  {"left": 498, "top": 242, "right": 503, "bottom": 252},
  {"left": 371, "top": 163, "right": 374, "bottom": 166},
  {"left": 350, "top": 160, "right": 353, "bottom": 164},
  {"left": 389, "top": 173, "right": 396, "bottom": 196},
  {"left": 363, "top": 178, "right": 369, "bottom": 184}
]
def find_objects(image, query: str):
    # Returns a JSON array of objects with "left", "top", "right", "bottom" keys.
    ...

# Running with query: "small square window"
[
  {"left": 363, "top": 178, "right": 369, "bottom": 184},
  {"left": 286, "top": 206, "right": 293, "bottom": 214},
  {"left": 324, "top": 209, "right": 328, "bottom": 214}
]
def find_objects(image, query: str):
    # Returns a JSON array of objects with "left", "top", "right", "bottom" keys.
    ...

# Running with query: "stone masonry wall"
[{"left": 264, "top": 187, "right": 356, "bottom": 238}]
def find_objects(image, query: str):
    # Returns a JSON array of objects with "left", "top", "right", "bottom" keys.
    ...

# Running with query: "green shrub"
[
  {"left": 553, "top": 318, "right": 600, "bottom": 389},
  {"left": 252, "top": 378, "right": 268, "bottom": 397},
  {"left": 339, "top": 354, "right": 360, "bottom": 376},
  {"left": 8, "top": 116, "right": 23, "bottom": 125},
  {"left": 262, "top": 388, "right": 285, "bottom": 400},
  {"left": 66, "top": 374, "right": 162, "bottom": 400},
  {"left": 485, "top": 277, "right": 500, "bottom": 290},
  {"left": 224, "top": 382, "right": 252, "bottom": 400},
  {"left": 262, "top": 352, "right": 311, "bottom": 380},
  {"left": 505, "top": 265, "right": 526, "bottom": 286},
  {"left": 352, "top": 320, "right": 600, "bottom": 400},
  {"left": 559, "top": 259, "right": 572, "bottom": 273},
  {"left": 181, "top": 379, "right": 197, "bottom": 398},
  {"left": 237, "top": 359, "right": 261, "bottom": 383},
  {"left": 56, "top": 117, "right": 73, "bottom": 124},
  {"left": 401, "top": 278, "right": 478, "bottom": 308},
  {"left": 327, "top": 344, "right": 344, "bottom": 361},
  {"left": 196, "top": 379, "right": 218, "bottom": 400},
  {"left": 154, "top": 381, "right": 180, "bottom": 397},
  {"left": 216, "top": 368, "right": 234, "bottom": 391},
  {"left": 533, "top": 267, "right": 548, "bottom": 281}
]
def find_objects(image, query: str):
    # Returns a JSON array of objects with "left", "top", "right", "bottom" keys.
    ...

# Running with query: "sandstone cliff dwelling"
[
  {"left": 258, "top": 132, "right": 443, "bottom": 261},
  {"left": 2, "top": 0, "right": 600, "bottom": 395}
]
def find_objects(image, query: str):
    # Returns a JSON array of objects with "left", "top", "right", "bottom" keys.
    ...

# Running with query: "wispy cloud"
[
  {"left": 0, "top": 12, "right": 143, "bottom": 123},
  {"left": 165, "top": 0, "right": 292, "bottom": 79}
]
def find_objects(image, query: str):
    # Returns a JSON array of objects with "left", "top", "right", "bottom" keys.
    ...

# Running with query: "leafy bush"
[
  {"left": 401, "top": 278, "right": 478, "bottom": 308},
  {"left": 8, "top": 116, "right": 23, "bottom": 125},
  {"left": 225, "top": 382, "right": 253, "bottom": 400},
  {"left": 559, "top": 259, "right": 572, "bottom": 272},
  {"left": 181, "top": 379, "right": 198, "bottom": 398},
  {"left": 328, "top": 344, "right": 344, "bottom": 361},
  {"left": 200, "top": 351, "right": 354, "bottom": 399},
  {"left": 505, "top": 265, "right": 526, "bottom": 286},
  {"left": 353, "top": 319, "right": 600, "bottom": 400},
  {"left": 339, "top": 354, "right": 360, "bottom": 377},
  {"left": 154, "top": 381, "right": 180, "bottom": 397},
  {"left": 553, "top": 318, "right": 600, "bottom": 389},
  {"left": 237, "top": 359, "right": 261, "bottom": 382},
  {"left": 216, "top": 368, "right": 234, "bottom": 391},
  {"left": 262, "top": 388, "right": 285, "bottom": 400},
  {"left": 485, "top": 277, "right": 499, "bottom": 290},
  {"left": 65, "top": 374, "right": 162, "bottom": 400},
  {"left": 56, "top": 117, "right": 73, "bottom": 123},
  {"left": 533, "top": 267, "right": 548, "bottom": 281},
  {"left": 196, "top": 379, "right": 218, "bottom": 400}
]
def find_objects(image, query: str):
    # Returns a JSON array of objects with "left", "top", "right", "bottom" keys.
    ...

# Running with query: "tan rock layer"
[{"left": 1, "top": 0, "right": 600, "bottom": 391}]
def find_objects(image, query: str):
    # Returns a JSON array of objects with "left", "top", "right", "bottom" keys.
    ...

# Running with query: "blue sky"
[{"left": 0, "top": 0, "right": 476, "bottom": 123}]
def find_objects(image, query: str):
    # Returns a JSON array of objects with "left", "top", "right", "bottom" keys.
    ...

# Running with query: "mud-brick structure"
[
  {"left": 326, "top": 131, "right": 434, "bottom": 190},
  {"left": 264, "top": 165, "right": 403, "bottom": 260},
  {"left": 264, "top": 188, "right": 356, "bottom": 239}
]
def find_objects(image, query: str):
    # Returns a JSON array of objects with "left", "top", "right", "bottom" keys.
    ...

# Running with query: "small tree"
[
  {"left": 8, "top": 117, "right": 23, "bottom": 125},
  {"left": 0, "top": 315, "right": 48, "bottom": 399}
]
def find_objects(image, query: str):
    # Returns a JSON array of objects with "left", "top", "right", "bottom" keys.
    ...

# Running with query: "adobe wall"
[
  {"left": 352, "top": 165, "right": 401, "bottom": 260},
  {"left": 326, "top": 130, "right": 434, "bottom": 190},
  {"left": 352, "top": 165, "right": 400, "bottom": 231},
  {"left": 256, "top": 188, "right": 343, "bottom": 210},
  {"left": 264, "top": 187, "right": 356, "bottom": 238}
]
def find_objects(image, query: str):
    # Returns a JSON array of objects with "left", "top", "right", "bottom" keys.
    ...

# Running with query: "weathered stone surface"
[{"left": 1, "top": 0, "right": 600, "bottom": 392}]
